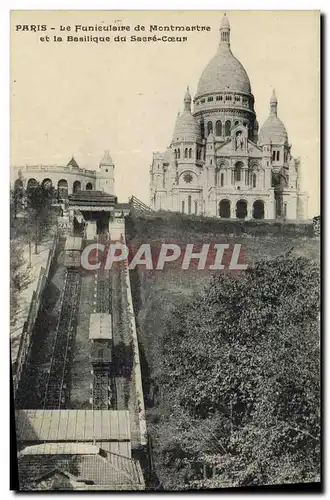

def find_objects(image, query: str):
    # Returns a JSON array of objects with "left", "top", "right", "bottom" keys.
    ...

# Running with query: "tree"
[
  {"left": 25, "top": 183, "right": 56, "bottom": 254},
  {"left": 150, "top": 256, "right": 320, "bottom": 489},
  {"left": 10, "top": 242, "right": 31, "bottom": 326}
]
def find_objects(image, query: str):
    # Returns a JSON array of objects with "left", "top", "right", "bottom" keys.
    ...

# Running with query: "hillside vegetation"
[{"left": 126, "top": 212, "right": 320, "bottom": 490}]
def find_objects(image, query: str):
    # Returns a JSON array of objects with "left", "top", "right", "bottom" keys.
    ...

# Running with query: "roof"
[
  {"left": 259, "top": 114, "right": 288, "bottom": 145},
  {"left": 19, "top": 443, "right": 100, "bottom": 455},
  {"left": 67, "top": 156, "right": 79, "bottom": 168},
  {"left": 163, "top": 148, "right": 174, "bottom": 164},
  {"left": 196, "top": 44, "right": 251, "bottom": 96},
  {"left": 172, "top": 110, "right": 200, "bottom": 142},
  {"left": 17, "top": 449, "right": 145, "bottom": 490},
  {"left": 64, "top": 236, "right": 83, "bottom": 251},
  {"left": 15, "top": 410, "right": 130, "bottom": 443},
  {"left": 100, "top": 150, "right": 114, "bottom": 166},
  {"left": 69, "top": 190, "right": 116, "bottom": 201},
  {"left": 196, "top": 17, "right": 251, "bottom": 97},
  {"left": 89, "top": 313, "right": 112, "bottom": 340},
  {"left": 69, "top": 191, "right": 117, "bottom": 209}
]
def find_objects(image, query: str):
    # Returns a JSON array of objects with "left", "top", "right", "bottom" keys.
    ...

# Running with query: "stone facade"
[
  {"left": 150, "top": 14, "right": 308, "bottom": 220},
  {"left": 12, "top": 151, "right": 115, "bottom": 199}
]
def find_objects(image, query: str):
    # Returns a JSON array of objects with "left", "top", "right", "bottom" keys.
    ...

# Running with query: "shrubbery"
[{"left": 148, "top": 256, "right": 320, "bottom": 489}]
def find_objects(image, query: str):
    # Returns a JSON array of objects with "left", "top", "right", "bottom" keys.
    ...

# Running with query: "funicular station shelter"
[{"left": 68, "top": 190, "right": 118, "bottom": 238}]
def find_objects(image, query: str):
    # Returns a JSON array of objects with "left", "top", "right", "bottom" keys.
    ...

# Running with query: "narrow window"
[
  {"left": 272, "top": 151, "right": 276, "bottom": 161},
  {"left": 182, "top": 200, "right": 185, "bottom": 213},
  {"left": 184, "top": 148, "right": 188, "bottom": 158},
  {"left": 225, "top": 120, "right": 231, "bottom": 136},
  {"left": 177, "top": 149, "right": 180, "bottom": 159},
  {"left": 194, "top": 200, "right": 198, "bottom": 215},
  {"left": 188, "top": 195, "right": 192, "bottom": 215},
  {"left": 200, "top": 122, "right": 205, "bottom": 138},
  {"left": 207, "top": 121, "right": 213, "bottom": 135},
  {"left": 253, "top": 174, "right": 257, "bottom": 188},
  {"left": 189, "top": 148, "right": 192, "bottom": 159},
  {"left": 220, "top": 173, "right": 224, "bottom": 187},
  {"left": 216, "top": 120, "right": 222, "bottom": 136},
  {"left": 276, "top": 151, "right": 280, "bottom": 161}
]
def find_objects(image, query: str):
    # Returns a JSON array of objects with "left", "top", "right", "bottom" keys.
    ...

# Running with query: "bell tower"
[{"left": 97, "top": 150, "right": 115, "bottom": 195}]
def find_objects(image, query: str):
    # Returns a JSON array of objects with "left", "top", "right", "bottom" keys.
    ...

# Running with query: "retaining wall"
[{"left": 13, "top": 236, "right": 58, "bottom": 395}]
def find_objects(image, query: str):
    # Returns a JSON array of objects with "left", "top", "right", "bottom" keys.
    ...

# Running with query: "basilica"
[{"left": 149, "top": 14, "right": 307, "bottom": 220}]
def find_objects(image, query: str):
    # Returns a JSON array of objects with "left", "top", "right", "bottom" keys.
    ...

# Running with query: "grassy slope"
[{"left": 126, "top": 212, "right": 319, "bottom": 379}]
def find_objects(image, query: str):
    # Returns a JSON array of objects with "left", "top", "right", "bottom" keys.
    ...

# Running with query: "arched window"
[
  {"left": 276, "top": 151, "right": 280, "bottom": 161},
  {"left": 235, "top": 120, "right": 239, "bottom": 127},
  {"left": 196, "top": 148, "right": 200, "bottom": 160},
  {"left": 42, "top": 178, "right": 52, "bottom": 190},
  {"left": 215, "top": 120, "right": 222, "bottom": 136},
  {"left": 181, "top": 200, "right": 185, "bottom": 213},
  {"left": 188, "top": 195, "right": 192, "bottom": 215},
  {"left": 27, "top": 178, "right": 38, "bottom": 190},
  {"left": 219, "top": 199, "right": 231, "bottom": 218},
  {"left": 252, "top": 200, "right": 265, "bottom": 219},
  {"left": 220, "top": 173, "right": 224, "bottom": 187},
  {"left": 184, "top": 148, "right": 188, "bottom": 158},
  {"left": 236, "top": 200, "right": 247, "bottom": 219},
  {"left": 252, "top": 174, "right": 257, "bottom": 188},
  {"left": 188, "top": 148, "right": 192, "bottom": 159},
  {"left": 86, "top": 182, "right": 93, "bottom": 190},
  {"left": 57, "top": 179, "right": 68, "bottom": 201},
  {"left": 225, "top": 120, "right": 231, "bottom": 136},
  {"left": 177, "top": 148, "right": 180, "bottom": 159},
  {"left": 73, "top": 180, "right": 81, "bottom": 193},
  {"left": 200, "top": 122, "right": 205, "bottom": 138},
  {"left": 234, "top": 162, "right": 243, "bottom": 182},
  {"left": 207, "top": 121, "right": 213, "bottom": 135}
]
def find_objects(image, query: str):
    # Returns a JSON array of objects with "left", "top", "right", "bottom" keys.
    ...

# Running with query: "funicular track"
[
  {"left": 96, "top": 267, "right": 112, "bottom": 314},
  {"left": 91, "top": 263, "right": 115, "bottom": 410},
  {"left": 42, "top": 269, "right": 81, "bottom": 409},
  {"left": 92, "top": 370, "right": 116, "bottom": 410},
  {"left": 111, "top": 258, "right": 133, "bottom": 411}
]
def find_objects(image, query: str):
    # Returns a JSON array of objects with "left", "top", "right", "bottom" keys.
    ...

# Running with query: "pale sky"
[{"left": 11, "top": 10, "right": 320, "bottom": 216}]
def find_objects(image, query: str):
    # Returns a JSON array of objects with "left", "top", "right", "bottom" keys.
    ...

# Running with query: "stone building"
[
  {"left": 150, "top": 14, "right": 308, "bottom": 220},
  {"left": 12, "top": 150, "right": 115, "bottom": 200}
]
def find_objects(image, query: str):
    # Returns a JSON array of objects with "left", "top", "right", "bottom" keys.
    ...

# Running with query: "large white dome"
[{"left": 196, "top": 44, "right": 251, "bottom": 97}]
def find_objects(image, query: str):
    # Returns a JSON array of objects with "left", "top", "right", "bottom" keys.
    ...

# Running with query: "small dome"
[
  {"left": 163, "top": 148, "right": 174, "bottom": 164},
  {"left": 259, "top": 115, "right": 288, "bottom": 145},
  {"left": 259, "top": 90, "right": 288, "bottom": 145},
  {"left": 172, "top": 111, "right": 200, "bottom": 143}
]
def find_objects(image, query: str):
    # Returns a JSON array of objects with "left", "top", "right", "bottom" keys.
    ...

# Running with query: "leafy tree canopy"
[{"left": 150, "top": 257, "right": 320, "bottom": 489}]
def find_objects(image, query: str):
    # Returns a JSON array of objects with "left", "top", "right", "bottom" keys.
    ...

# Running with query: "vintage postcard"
[{"left": 10, "top": 10, "right": 320, "bottom": 491}]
